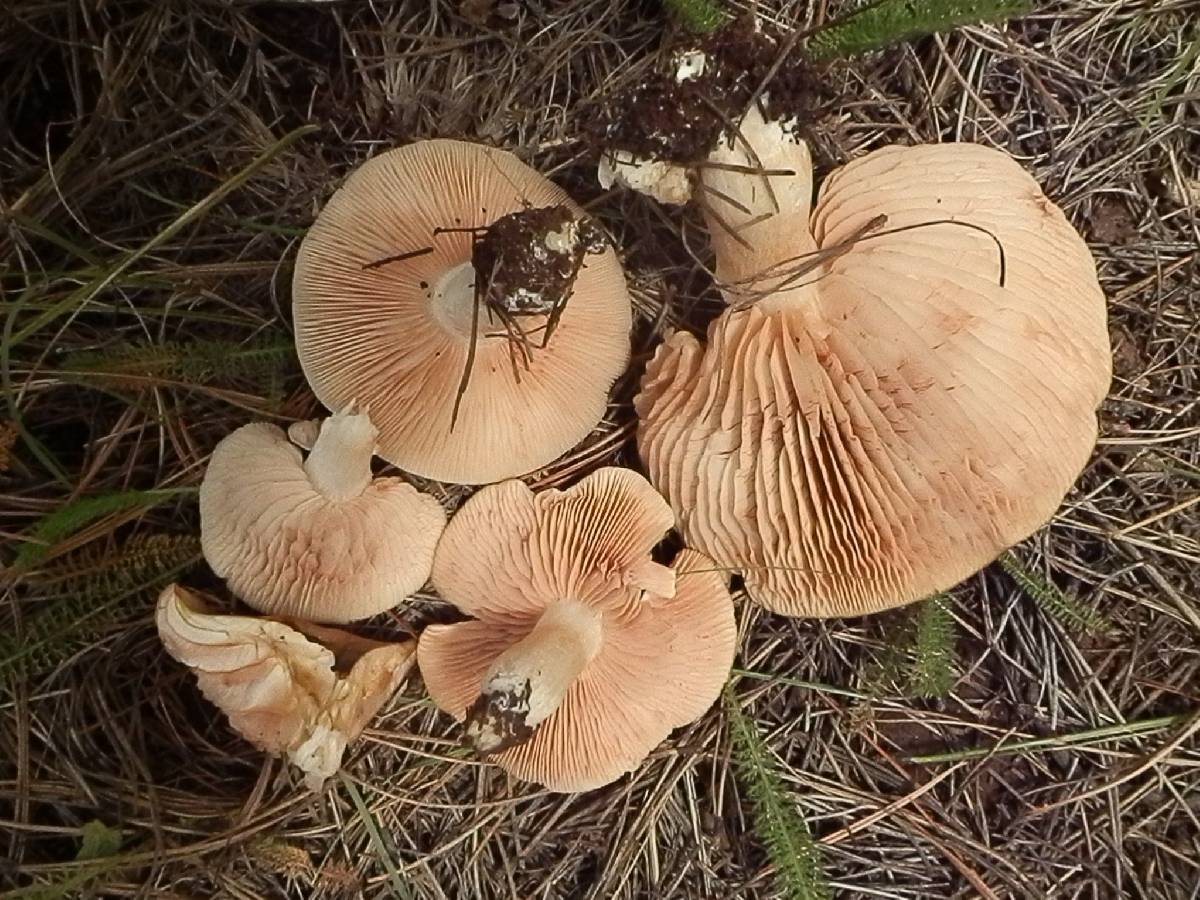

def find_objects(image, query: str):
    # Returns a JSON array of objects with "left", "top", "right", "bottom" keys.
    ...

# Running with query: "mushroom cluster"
[
  {"left": 160, "top": 405, "right": 444, "bottom": 788},
  {"left": 157, "top": 139, "right": 732, "bottom": 794},
  {"left": 157, "top": 111, "right": 1109, "bottom": 796}
]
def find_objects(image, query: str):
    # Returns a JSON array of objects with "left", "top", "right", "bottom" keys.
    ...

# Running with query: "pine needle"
[
  {"left": 808, "top": 0, "right": 1033, "bottom": 60},
  {"left": 724, "top": 684, "right": 831, "bottom": 900},
  {"left": 905, "top": 593, "right": 957, "bottom": 698},
  {"left": 998, "top": 552, "right": 1115, "bottom": 636}
]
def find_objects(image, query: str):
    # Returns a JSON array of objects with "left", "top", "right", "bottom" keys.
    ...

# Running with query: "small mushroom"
[
  {"left": 293, "top": 139, "right": 632, "bottom": 485},
  {"left": 417, "top": 468, "right": 736, "bottom": 792},
  {"left": 156, "top": 583, "right": 416, "bottom": 790},
  {"left": 200, "top": 406, "right": 446, "bottom": 623},
  {"left": 635, "top": 105, "right": 1112, "bottom": 617}
]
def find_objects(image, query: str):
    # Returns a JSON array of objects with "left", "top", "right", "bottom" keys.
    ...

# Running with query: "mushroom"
[
  {"left": 635, "top": 105, "right": 1112, "bottom": 617},
  {"left": 156, "top": 583, "right": 416, "bottom": 790},
  {"left": 199, "top": 405, "right": 446, "bottom": 624},
  {"left": 292, "top": 139, "right": 632, "bottom": 485},
  {"left": 416, "top": 468, "right": 736, "bottom": 792}
]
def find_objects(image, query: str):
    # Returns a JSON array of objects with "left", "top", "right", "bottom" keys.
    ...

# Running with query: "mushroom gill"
[{"left": 292, "top": 139, "right": 632, "bottom": 485}]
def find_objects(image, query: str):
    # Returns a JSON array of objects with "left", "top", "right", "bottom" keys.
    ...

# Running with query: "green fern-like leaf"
[
  {"left": 849, "top": 633, "right": 905, "bottom": 731},
  {"left": 724, "top": 685, "right": 831, "bottom": 900},
  {"left": 1, "top": 533, "right": 201, "bottom": 688},
  {"left": 906, "top": 593, "right": 957, "bottom": 698},
  {"left": 7, "top": 863, "right": 123, "bottom": 900},
  {"left": 808, "top": 0, "right": 1032, "bottom": 60},
  {"left": 663, "top": 0, "right": 728, "bottom": 33},
  {"left": 36, "top": 533, "right": 203, "bottom": 599},
  {"left": 998, "top": 552, "right": 1114, "bottom": 636},
  {"left": 77, "top": 820, "right": 125, "bottom": 861},
  {"left": 60, "top": 337, "right": 294, "bottom": 387},
  {"left": 10, "top": 488, "right": 194, "bottom": 570}
]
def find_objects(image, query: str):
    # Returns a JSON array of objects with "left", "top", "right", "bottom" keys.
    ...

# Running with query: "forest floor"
[{"left": 1, "top": 1, "right": 1198, "bottom": 898}]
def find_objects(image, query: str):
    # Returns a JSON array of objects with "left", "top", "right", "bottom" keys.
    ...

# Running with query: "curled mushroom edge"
[{"left": 156, "top": 583, "right": 417, "bottom": 792}]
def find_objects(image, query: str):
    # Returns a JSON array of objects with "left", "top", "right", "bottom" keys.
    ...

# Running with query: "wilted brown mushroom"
[
  {"left": 156, "top": 583, "right": 415, "bottom": 790},
  {"left": 635, "top": 106, "right": 1112, "bottom": 618},
  {"left": 417, "top": 468, "right": 736, "bottom": 792},
  {"left": 200, "top": 405, "right": 446, "bottom": 623},
  {"left": 293, "top": 139, "right": 632, "bottom": 485}
]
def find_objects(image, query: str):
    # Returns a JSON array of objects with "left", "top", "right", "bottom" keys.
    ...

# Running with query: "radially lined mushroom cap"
[
  {"left": 293, "top": 139, "right": 632, "bottom": 485},
  {"left": 416, "top": 468, "right": 736, "bottom": 793},
  {"left": 155, "top": 583, "right": 416, "bottom": 791},
  {"left": 636, "top": 108, "right": 1111, "bottom": 618},
  {"left": 199, "top": 407, "right": 446, "bottom": 624}
]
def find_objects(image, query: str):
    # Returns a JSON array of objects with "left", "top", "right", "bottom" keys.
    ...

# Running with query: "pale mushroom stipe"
[
  {"left": 634, "top": 105, "right": 1112, "bottom": 618},
  {"left": 199, "top": 405, "right": 446, "bottom": 624},
  {"left": 292, "top": 139, "right": 632, "bottom": 485},
  {"left": 156, "top": 584, "right": 417, "bottom": 791},
  {"left": 417, "top": 468, "right": 737, "bottom": 793}
]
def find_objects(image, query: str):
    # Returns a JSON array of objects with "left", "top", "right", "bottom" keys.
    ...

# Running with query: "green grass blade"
[
  {"left": 910, "top": 713, "right": 1190, "bottom": 764},
  {"left": 6, "top": 123, "right": 317, "bottom": 350},
  {"left": 10, "top": 488, "right": 196, "bottom": 570},
  {"left": 340, "top": 775, "right": 414, "bottom": 900}
]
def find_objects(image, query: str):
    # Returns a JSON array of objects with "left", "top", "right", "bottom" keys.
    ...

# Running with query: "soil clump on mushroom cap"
[
  {"left": 471, "top": 204, "right": 608, "bottom": 318},
  {"left": 593, "top": 17, "right": 830, "bottom": 164}
]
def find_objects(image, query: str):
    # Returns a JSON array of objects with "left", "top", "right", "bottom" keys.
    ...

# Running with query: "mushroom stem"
[
  {"left": 698, "top": 105, "right": 818, "bottom": 308},
  {"left": 303, "top": 406, "right": 377, "bottom": 501},
  {"left": 429, "top": 261, "right": 478, "bottom": 338},
  {"left": 465, "top": 600, "right": 603, "bottom": 754}
]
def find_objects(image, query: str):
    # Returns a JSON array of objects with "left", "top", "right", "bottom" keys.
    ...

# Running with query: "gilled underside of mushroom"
[
  {"left": 417, "top": 469, "right": 738, "bottom": 792},
  {"left": 635, "top": 105, "right": 1111, "bottom": 618},
  {"left": 292, "top": 139, "right": 633, "bottom": 485},
  {"left": 464, "top": 600, "right": 603, "bottom": 754}
]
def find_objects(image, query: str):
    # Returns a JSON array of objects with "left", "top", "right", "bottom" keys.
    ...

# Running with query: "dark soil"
[
  {"left": 471, "top": 204, "right": 608, "bottom": 317},
  {"left": 594, "top": 16, "right": 833, "bottom": 163}
]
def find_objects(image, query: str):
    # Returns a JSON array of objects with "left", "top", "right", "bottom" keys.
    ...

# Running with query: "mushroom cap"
[
  {"left": 199, "top": 420, "right": 446, "bottom": 623},
  {"left": 416, "top": 468, "right": 736, "bottom": 792},
  {"left": 155, "top": 583, "right": 416, "bottom": 790},
  {"left": 293, "top": 139, "right": 633, "bottom": 485},
  {"left": 636, "top": 141, "right": 1111, "bottom": 617}
]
